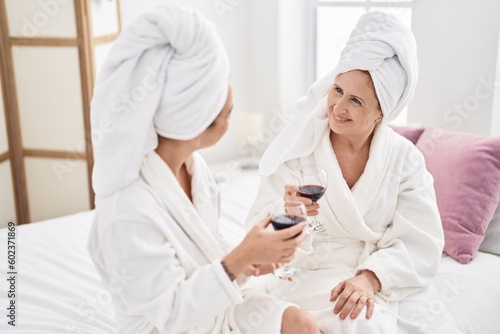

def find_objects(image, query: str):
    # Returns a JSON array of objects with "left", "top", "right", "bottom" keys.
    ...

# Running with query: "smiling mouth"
[{"left": 333, "top": 114, "right": 351, "bottom": 123}]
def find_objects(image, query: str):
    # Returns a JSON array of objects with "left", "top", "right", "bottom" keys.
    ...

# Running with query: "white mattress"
[
  {"left": 0, "top": 210, "right": 115, "bottom": 333},
  {"left": 435, "top": 253, "right": 500, "bottom": 333},
  {"left": 0, "top": 169, "right": 499, "bottom": 333}
]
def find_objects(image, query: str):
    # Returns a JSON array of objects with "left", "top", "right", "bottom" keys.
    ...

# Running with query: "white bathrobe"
[
  {"left": 247, "top": 125, "right": 450, "bottom": 333},
  {"left": 88, "top": 3, "right": 295, "bottom": 333},
  {"left": 88, "top": 152, "right": 292, "bottom": 333}
]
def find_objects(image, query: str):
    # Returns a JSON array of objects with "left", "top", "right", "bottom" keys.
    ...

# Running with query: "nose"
[{"left": 332, "top": 96, "right": 348, "bottom": 115}]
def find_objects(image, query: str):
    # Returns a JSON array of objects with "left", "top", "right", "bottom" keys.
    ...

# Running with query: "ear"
[{"left": 192, "top": 137, "right": 201, "bottom": 148}]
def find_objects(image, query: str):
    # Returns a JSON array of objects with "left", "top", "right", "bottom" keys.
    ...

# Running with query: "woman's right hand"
[
  {"left": 284, "top": 184, "right": 319, "bottom": 216},
  {"left": 222, "top": 217, "right": 306, "bottom": 279},
  {"left": 223, "top": 218, "right": 306, "bottom": 276},
  {"left": 239, "top": 217, "right": 306, "bottom": 264}
]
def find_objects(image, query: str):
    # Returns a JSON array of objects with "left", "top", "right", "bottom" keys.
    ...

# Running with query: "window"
[{"left": 313, "top": 0, "right": 413, "bottom": 124}]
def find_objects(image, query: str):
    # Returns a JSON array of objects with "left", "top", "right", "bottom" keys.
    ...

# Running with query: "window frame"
[
  {"left": 309, "top": 0, "right": 413, "bottom": 82},
  {"left": 308, "top": 0, "right": 414, "bottom": 125}
]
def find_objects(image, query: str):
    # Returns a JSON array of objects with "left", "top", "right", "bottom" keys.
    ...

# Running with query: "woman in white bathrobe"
[
  {"left": 87, "top": 3, "right": 318, "bottom": 334},
  {"left": 247, "top": 12, "right": 460, "bottom": 334}
]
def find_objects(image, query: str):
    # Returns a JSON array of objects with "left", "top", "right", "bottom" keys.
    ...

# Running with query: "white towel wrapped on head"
[
  {"left": 91, "top": 3, "right": 230, "bottom": 197},
  {"left": 259, "top": 11, "right": 418, "bottom": 176}
]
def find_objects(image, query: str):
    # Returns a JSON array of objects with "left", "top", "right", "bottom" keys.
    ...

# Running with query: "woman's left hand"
[{"left": 330, "top": 270, "right": 381, "bottom": 320}]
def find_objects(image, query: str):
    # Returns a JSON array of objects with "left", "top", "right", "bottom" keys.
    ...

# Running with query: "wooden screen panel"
[
  {"left": 0, "top": 76, "right": 7, "bottom": 154},
  {"left": 25, "top": 157, "right": 90, "bottom": 222},
  {"left": 13, "top": 46, "right": 86, "bottom": 152},
  {"left": 4, "top": 0, "right": 77, "bottom": 38},
  {"left": 91, "top": 0, "right": 120, "bottom": 37},
  {"left": 0, "top": 160, "right": 16, "bottom": 227}
]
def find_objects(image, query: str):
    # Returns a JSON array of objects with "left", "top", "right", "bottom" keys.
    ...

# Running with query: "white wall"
[
  {"left": 278, "top": 0, "right": 310, "bottom": 108},
  {"left": 409, "top": 0, "right": 500, "bottom": 135},
  {"left": 119, "top": 0, "right": 500, "bottom": 165},
  {"left": 119, "top": 0, "right": 310, "bottom": 164},
  {"left": 120, "top": 0, "right": 254, "bottom": 164}
]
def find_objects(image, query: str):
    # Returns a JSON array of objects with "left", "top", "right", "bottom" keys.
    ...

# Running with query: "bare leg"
[{"left": 281, "top": 306, "right": 319, "bottom": 334}]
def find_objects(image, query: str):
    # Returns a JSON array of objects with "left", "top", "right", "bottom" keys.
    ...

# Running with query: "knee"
[
  {"left": 298, "top": 311, "right": 319, "bottom": 334},
  {"left": 282, "top": 307, "right": 319, "bottom": 334}
]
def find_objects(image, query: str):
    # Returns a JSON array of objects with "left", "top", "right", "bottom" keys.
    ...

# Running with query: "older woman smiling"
[{"left": 247, "top": 12, "right": 459, "bottom": 334}]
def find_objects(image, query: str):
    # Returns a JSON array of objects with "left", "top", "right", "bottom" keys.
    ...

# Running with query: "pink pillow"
[
  {"left": 389, "top": 124, "right": 425, "bottom": 144},
  {"left": 416, "top": 128, "right": 500, "bottom": 264}
]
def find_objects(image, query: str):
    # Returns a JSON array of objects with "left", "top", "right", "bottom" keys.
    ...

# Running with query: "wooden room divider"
[{"left": 0, "top": 0, "right": 122, "bottom": 225}]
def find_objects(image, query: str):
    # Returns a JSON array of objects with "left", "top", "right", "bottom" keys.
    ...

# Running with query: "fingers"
[
  {"left": 347, "top": 294, "right": 367, "bottom": 320},
  {"left": 279, "top": 254, "right": 295, "bottom": 263},
  {"left": 284, "top": 184, "right": 299, "bottom": 198},
  {"left": 245, "top": 218, "right": 305, "bottom": 265},
  {"left": 340, "top": 291, "right": 361, "bottom": 319},
  {"left": 283, "top": 184, "right": 320, "bottom": 218},
  {"left": 333, "top": 285, "right": 351, "bottom": 316},
  {"left": 274, "top": 221, "right": 306, "bottom": 240},
  {"left": 250, "top": 268, "right": 260, "bottom": 276},
  {"left": 259, "top": 216, "right": 272, "bottom": 228},
  {"left": 284, "top": 184, "right": 313, "bottom": 206},
  {"left": 305, "top": 203, "right": 320, "bottom": 216},
  {"left": 330, "top": 281, "right": 344, "bottom": 302},
  {"left": 257, "top": 263, "right": 276, "bottom": 275},
  {"left": 330, "top": 278, "right": 376, "bottom": 321},
  {"left": 284, "top": 226, "right": 307, "bottom": 245},
  {"left": 242, "top": 264, "right": 260, "bottom": 276},
  {"left": 334, "top": 289, "right": 364, "bottom": 320},
  {"left": 365, "top": 298, "right": 374, "bottom": 319}
]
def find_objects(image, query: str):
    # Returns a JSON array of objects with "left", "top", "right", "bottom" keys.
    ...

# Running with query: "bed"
[{"left": 1, "top": 167, "right": 500, "bottom": 333}]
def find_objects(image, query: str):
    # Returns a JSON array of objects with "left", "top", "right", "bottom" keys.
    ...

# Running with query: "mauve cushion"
[
  {"left": 416, "top": 128, "right": 500, "bottom": 264},
  {"left": 389, "top": 124, "right": 425, "bottom": 144}
]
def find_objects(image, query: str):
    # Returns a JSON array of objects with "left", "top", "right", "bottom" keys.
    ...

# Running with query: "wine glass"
[
  {"left": 270, "top": 200, "right": 307, "bottom": 279},
  {"left": 296, "top": 164, "right": 328, "bottom": 234}
]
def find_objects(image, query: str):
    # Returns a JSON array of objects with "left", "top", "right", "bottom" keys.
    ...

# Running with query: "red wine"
[
  {"left": 271, "top": 215, "right": 306, "bottom": 237},
  {"left": 298, "top": 185, "right": 326, "bottom": 203}
]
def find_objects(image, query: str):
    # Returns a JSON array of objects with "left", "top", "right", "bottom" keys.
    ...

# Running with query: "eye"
[
  {"left": 352, "top": 98, "right": 362, "bottom": 106},
  {"left": 334, "top": 86, "right": 343, "bottom": 94}
]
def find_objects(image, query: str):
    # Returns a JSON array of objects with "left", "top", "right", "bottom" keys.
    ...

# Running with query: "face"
[
  {"left": 327, "top": 70, "right": 382, "bottom": 139},
  {"left": 198, "top": 84, "right": 233, "bottom": 148}
]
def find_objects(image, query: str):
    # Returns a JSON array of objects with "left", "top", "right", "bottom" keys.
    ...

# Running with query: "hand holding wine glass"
[
  {"left": 270, "top": 200, "right": 308, "bottom": 278},
  {"left": 284, "top": 184, "right": 319, "bottom": 217},
  {"left": 296, "top": 164, "right": 328, "bottom": 234},
  {"left": 221, "top": 212, "right": 306, "bottom": 281}
]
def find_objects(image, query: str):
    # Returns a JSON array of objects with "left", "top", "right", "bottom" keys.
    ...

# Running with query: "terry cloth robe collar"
[
  {"left": 310, "top": 125, "right": 393, "bottom": 244},
  {"left": 140, "top": 150, "right": 224, "bottom": 263}
]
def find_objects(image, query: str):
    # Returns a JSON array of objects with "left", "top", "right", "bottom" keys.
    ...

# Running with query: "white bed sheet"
[
  {"left": 0, "top": 211, "right": 115, "bottom": 333},
  {"left": 435, "top": 253, "right": 500, "bottom": 334},
  {"left": 0, "top": 168, "right": 499, "bottom": 333},
  {"left": 218, "top": 168, "right": 500, "bottom": 334}
]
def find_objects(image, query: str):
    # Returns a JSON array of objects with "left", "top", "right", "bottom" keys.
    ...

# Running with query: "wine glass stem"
[
  {"left": 309, "top": 203, "right": 324, "bottom": 232},
  {"left": 275, "top": 263, "right": 298, "bottom": 278}
]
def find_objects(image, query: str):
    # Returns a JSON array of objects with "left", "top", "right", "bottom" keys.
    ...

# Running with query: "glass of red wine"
[
  {"left": 270, "top": 200, "right": 307, "bottom": 278},
  {"left": 296, "top": 164, "right": 328, "bottom": 234}
]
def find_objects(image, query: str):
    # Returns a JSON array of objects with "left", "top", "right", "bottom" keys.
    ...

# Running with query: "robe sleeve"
[
  {"left": 356, "top": 147, "right": 445, "bottom": 301},
  {"left": 97, "top": 218, "right": 243, "bottom": 333}
]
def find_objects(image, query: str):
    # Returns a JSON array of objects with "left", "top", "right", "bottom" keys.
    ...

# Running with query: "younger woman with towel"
[
  {"left": 247, "top": 12, "right": 460, "bottom": 334},
  {"left": 87, "top": 3, "right": 317, "bottom": 333}
]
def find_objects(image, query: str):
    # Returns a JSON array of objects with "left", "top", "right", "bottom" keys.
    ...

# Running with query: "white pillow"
[{"left": 479, "top": 200, "right": 500, "bottom": 255}]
